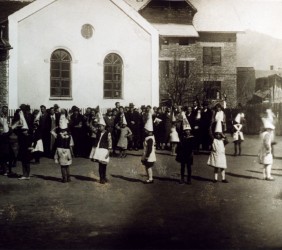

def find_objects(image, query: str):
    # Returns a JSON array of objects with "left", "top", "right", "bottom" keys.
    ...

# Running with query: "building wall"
[
  {"left": 159, "top": 33, "right": 238, "bottom": 108},
  {"left": 0, "top": 55, "right": 8, "bottom": 107},
  {"left": 9, "top": 0, "right": 156, "bottom": 109},
  {"left": 237, "top": 67, "right": 255, "bottom": 105}
]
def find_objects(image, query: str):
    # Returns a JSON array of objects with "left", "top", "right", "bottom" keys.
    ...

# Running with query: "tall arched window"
[
  {"left": 50, "top": 49, "right": 72, "bottom": 98},
  {"left": 104, "top": 53, "right": 123, "bottom": 99}
]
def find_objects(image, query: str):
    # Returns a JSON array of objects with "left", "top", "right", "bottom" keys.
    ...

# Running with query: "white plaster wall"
[{"left": 13, "top": 0, "right": 154, "bottom": 109}]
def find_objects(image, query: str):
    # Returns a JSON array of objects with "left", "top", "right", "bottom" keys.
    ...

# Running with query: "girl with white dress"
[
  {"left": 207, "top": 120, "right": 228, "bottom": 183},
  {"left": 258, "top": 118, "right": 275, "bottom": 181},
  {"left": 170, "top": 124, "right": 180, "bottom": 156}
]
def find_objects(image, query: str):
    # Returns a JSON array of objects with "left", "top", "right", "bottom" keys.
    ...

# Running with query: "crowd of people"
[{"left": 0, "top": 100, "right": 276, "bottom": 184}]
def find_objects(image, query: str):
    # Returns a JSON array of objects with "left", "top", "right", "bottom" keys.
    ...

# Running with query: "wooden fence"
[{"left": 225, "top": 103, "right": 282, "bottom": 135}]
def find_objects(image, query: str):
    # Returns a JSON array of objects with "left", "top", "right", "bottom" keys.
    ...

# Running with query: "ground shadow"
[
  {"left": 192, "top": 175, "right": 214, "bottom": 182},
  {"left": 111, "top": 174, "right": 144, "bottom": 183},
  {"left": 7, "top": 173, "right": 20, "bottom": 178},
  {"left": 71, "top": 175, "right": 97, "bottom": 182},
  {"left": 225, "top": 172, "right": 262, "bottom": 180},
  {"left": 153, "top": 176, "right": 179, "bottom": 183},
  {"left": 33, "top": 174, "right": 62, "bottom": 182},
  {"left": 247, "top": 170, "right": 282, "bottom": 177},
  {"left": 226, "top": 153, "right": 258, "bottom": 157}
]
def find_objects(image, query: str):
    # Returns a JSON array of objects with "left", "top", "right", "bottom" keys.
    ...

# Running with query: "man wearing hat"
[{"left": 125, "top": 103, "right": 141, "bottom": 151}]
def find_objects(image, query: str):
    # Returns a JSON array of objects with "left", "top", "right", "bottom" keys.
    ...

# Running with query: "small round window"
[{"left": 81, "top": 24, "right": 94, "bottom": 39}]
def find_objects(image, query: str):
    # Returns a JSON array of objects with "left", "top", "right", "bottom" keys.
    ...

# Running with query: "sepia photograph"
[{"left": 1, "top": 0, "right": 282, "bottom": 249}]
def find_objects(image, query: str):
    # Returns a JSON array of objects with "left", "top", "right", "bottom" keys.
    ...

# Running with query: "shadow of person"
[
  {"left": 192, "top": 175, "right": 214, "bottom": 182},
  {"left": 71, "top": 175, "right": 97, "bottom": 182},
  {"left": 111, "top": 174, "right": 143, "bottom": 183},
  {"left": 247, "top": 170, "right": 282, "bottom": 177},
  {"left": 152, "top": 176, "right": 179, "bottom": 183},
  {"left": 226, "top": 172, "right": 261, "bottom": 180},
  {"left": 33, "top": 174, "right": 62, "bottom": 182}
]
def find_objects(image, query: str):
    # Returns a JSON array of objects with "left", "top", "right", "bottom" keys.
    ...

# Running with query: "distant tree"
[{"left": 160, "top": 58, "right": 198, "bottom": 106}]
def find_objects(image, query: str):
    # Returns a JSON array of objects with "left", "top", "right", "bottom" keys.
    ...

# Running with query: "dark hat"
[
  {"left": 54, "top": 104, "right": 59, "bottom": 108},
  {"left": 129, "top": 103, "right": 134, "bottom": 108},
  {"left": 71, "top": 106, "right": 79, "bottom": 112},
  {"left": 107, "top": 108, "right": 112, "bottom": 112},
  {"left": 141, "top": 105, "right": 146, "bottom": 109}
]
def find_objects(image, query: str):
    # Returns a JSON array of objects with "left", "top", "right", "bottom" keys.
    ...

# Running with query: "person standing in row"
[
  {"left": 141, "top": 110, "right": 156, "bottom": 184},
  {"left": 200, "top": 101, "right": 213, "bottom": 151},
  {"left": 69, "top": 106, "right": 84, "bottom": 157},
  {"left": 125, "top": 103, "right": 141, "bottom": 151},
  {"left": 16, "top": 109, "right": 33, "bottom": 180},
  {"left": 207, "top": 121, "right": 228, "bottom": 183},
  {"left": 117, "top": 115, "right": 132, "bottom": 158},
  {"left": 93, "top": 113, "right": 112, "bottom": 184},
  {"left": 54, "top": 128, "right": 73, "bottom": 183},
  {"left": 232, "top": 112, "right": 245, "bottom": 156},
  {"left": 176, "top": 113, "right": 194, "bottom": 185},
  {"left": 258, "top": 118, "right": 275, "bottom": 181}
]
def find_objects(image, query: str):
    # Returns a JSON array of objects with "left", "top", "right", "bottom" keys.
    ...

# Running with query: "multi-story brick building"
[{"left": 128, "top": 0, "right": 243, "bottom": 108}]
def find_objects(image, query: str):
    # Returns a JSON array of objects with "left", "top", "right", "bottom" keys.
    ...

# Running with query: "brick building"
[
  {"left": 128, "top": 0, "right": 243, "bottom": 108},
  {"left": 237, "top": 67, "right": 256, "bottom": 105}
]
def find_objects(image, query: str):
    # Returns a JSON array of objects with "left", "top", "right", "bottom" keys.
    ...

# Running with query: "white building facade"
[{"left": 8, "top": 0, "right": 159, "bottom": 109}]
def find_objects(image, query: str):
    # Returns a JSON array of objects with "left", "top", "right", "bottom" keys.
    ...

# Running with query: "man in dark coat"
[
  {"left": 125, "top": 103, "right": 141, "bottom": 150},
  {"left": 69, "top": 106, "right": 84, "bottom": 157},
  {"left": 191, "top": 100, "right": 201, "bottom": 153},
  {"left": 200, "top": 101, "right": 213, "bottom": 151}
]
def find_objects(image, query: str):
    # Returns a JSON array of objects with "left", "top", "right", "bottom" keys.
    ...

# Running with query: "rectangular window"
[
  {"left": 203, "top": 47, "right": 221, "bottom": 66},
  {"left": 160, "top": 61, "right": 169, "bottom": 78},
  {"left": 178, "top": 61, "right": 189, "bottom": 78},
  {"left": 204, "top": 81, "right": 221, "bottom": 99}
]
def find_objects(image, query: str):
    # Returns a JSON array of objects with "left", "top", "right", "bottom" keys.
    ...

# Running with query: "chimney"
[{"left": 270, "top": 65, "right": 274, "bottom": 70}]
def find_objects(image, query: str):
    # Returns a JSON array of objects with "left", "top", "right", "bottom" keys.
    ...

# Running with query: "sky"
[{"left": 234, "top": 0, "right": 282, "bottom": 39}]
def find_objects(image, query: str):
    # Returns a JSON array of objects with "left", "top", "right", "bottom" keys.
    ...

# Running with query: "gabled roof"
[
  {"left": 124, "top": 0, "right": 196, "bottom": 12},
  {"left": 125, "top": 0, "right": 243, "bottom": 33},
  {"left": 0, "top": 1, "right": 31, "bottom": 23}
]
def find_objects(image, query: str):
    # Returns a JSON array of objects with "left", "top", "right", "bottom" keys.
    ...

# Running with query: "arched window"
[
  {"left": 50, "top": 49, "right": 72, "bottom": 98},
  {"left": 104, "top": 53, "right": 123, "bottom": 99}
]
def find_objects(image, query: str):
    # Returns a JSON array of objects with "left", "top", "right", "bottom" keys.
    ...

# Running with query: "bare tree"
[{"left": 160, "top": 58, "right": 198, "bottom": 106}]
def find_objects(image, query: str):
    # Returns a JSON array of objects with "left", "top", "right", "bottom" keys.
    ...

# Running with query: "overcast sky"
[{"left": 235, "top": 0, "right": 282, "bottom": 39}]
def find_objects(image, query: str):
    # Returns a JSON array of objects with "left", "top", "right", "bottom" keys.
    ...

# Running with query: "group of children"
[{"left": 1, "top": 103, "right": 277, "bottom": 185}]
